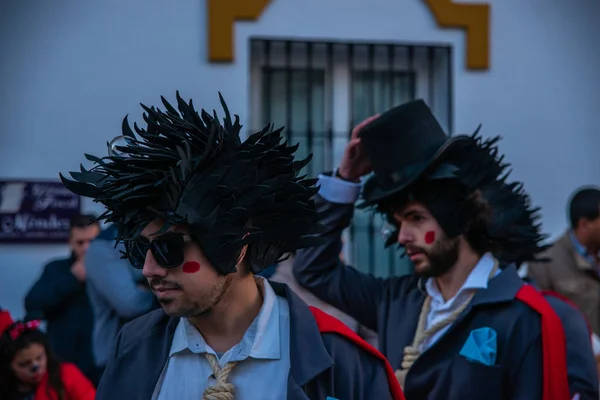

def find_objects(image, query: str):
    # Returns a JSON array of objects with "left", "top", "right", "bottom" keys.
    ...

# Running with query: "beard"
[
  {"left": 152, "top": 275, "right": 233, "bottom": 318},
  {"left": 406, "top": 234, "right": 460, "bottom": 278}
]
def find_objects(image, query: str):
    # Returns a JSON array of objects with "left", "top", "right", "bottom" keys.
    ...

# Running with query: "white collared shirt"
[
  {"left": 151, "top": 277, "right": 291, "bottom": 400},
  {"left": 420, "top": 252, "right": 500, "bottom": 351}
]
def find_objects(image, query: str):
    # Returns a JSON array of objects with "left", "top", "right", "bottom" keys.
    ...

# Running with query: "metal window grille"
[{"left": 250, "top": 38, "right": 453, "bottom": 278}]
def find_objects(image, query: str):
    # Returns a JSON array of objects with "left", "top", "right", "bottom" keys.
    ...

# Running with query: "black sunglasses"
[{"left": 124, "top": 234, "right": 193, "bottom": 270}]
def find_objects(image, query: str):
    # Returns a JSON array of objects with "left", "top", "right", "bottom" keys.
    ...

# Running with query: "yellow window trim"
[{"left": 207, "top": 0, "right": 490, "bottom": 71}]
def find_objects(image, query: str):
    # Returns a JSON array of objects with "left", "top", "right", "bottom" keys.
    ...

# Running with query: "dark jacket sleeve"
[
  {"left": 24, "top": 260, "right": 82, "bottom": 319},
  {"left": 293, "top": 194, "right": 397, "bottom": 332},
  {"left": 544, "top": 296, "right": 599, "bottom": 399}
]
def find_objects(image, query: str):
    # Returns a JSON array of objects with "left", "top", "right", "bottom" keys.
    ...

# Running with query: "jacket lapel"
[
  {"left": 269, "top": 282, "right": 333, "bottom": 400},
  {"left": 470, "top": 265, "right": 523, "bottom": 307},
  {"left": 101, "top": 313, "right": 178, "bottom": 400},
  {"left": 409, "top": 265, "right": 522, "bottom": 374},
  {"left": 389, "top": 277, "right": 427, "bottom": 368},
  {"left": 286, "top": 374, "right": 312, "bottom": 400},
  {"left": 137, "top": 317, "right": 179, "bottom": 399}
]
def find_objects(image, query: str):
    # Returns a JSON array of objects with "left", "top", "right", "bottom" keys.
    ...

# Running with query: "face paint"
[
  {"left": 182, "top": 261, "right": 201, "bottom": 274},
  {"left": 424, "top": 231, "right": 436, "bottom": 244}
]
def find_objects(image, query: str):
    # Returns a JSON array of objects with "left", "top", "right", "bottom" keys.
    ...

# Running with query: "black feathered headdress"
[
  {"left": 360, "top": 99, "right": 548, "bottom": 265},
  {"left": 59, "top": 92, "right": 324, "bottom": 275}
]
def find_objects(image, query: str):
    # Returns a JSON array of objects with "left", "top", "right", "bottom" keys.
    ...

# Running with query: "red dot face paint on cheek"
[
  {"left": 424, "top": 231, "right": 436, "bottom": 244},
  {"left": 182, "top": 261, "right": 201, "bottom": 274}
]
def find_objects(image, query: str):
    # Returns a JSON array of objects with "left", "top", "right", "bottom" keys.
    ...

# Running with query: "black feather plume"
[{"left": 60, "top": 91, "right": 323, "bottom": 275}]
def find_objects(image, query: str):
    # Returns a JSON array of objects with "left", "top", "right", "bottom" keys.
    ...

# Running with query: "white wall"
[{"left": 1, "top": 0, "right": 599, "bottom": 318}]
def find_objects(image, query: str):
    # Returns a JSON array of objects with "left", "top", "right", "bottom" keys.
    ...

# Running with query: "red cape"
[
  {"left": 309, "top": 306, "right": 406, "bottom": 400},
  {"left": 516, "top": 285, "right": 570, "bottom": 400}
]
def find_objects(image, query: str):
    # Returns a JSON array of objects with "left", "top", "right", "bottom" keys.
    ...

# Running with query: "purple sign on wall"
[{"left": 0, "top": 180, "right": 81, "bottom": 243}]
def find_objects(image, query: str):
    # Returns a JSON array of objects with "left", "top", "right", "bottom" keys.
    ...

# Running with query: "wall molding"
[
  {"left": 423, "top": 0, "right": 490, "bottom": 70},
  {"left": 206, "top": 0, "right": 490, "bottom": 70},
  {"left": 207, "top": 0, "right": 272, "bottom": 62}
]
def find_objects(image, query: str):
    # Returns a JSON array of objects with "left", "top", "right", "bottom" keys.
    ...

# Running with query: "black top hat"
[
  {"left": 356, "top": 99, "right": 549, "bottom": 265},
  {"left": 359, "top": 99, "right": 470, "bottom": 206}
]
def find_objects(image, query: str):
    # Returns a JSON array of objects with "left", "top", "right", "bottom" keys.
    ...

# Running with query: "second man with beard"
[{"left": 293, "top": 100, "right": 571, "bottom": 399}]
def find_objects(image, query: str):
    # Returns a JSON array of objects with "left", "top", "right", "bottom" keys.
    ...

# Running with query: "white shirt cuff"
[
  {"left": 592, "top": 333, "right": 600, "bottom": 356},
  {"left": 317, "top": 172, "right": 361, "bottom": 204}
]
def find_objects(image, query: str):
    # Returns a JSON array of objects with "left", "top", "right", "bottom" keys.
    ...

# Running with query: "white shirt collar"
[
  {"left": 425, "top": 252, "right": 497, "bottom": 307},
  {"left": 169, "top": 276, "right": 281, "bottom": 362}
]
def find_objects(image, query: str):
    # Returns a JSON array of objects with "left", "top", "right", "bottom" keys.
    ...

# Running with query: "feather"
[{"left": 58, "top": 92, "right": 324, "bottom": 275}]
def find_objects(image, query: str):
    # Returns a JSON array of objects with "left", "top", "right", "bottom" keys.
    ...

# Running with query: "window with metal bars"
[{"left": 250, "top": 39, "right": 453, "bottom": 278}]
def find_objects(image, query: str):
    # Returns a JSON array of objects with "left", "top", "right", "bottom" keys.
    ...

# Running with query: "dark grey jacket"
[{"left": 96, "top": 282, "right": 402, "bottom": 400}]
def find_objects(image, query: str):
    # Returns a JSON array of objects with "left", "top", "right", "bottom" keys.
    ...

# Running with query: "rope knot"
[
  {"left": 202, "top": 353, "right": 238, "bottom": 400},
  {"left": 203, "top": 383, "right": 235, "bottom": 400}
]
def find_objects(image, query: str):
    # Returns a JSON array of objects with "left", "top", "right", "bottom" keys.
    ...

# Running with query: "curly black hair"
[{"left": 60, "top": 92, "right": 324, "bottom": 275}]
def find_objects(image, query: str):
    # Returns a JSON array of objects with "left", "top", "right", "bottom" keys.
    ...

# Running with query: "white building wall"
[{"left": 0, "top": 0, "right": 599, "bottom": 318}]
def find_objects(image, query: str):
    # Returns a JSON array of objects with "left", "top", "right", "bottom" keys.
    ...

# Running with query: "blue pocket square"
[
  {"left": 326, "top": 397, "right": 339, "bottom": 400},
  {"left": 459, "top": 327, "right": 497, "bottom": 366}
]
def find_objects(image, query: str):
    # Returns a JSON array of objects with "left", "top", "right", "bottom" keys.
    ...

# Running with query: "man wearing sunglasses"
[{"left": 60, "top": 92, "right": 404, "bottom": 400}]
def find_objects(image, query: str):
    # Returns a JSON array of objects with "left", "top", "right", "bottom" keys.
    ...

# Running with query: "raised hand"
[{"left": 337, "top": 114, "right": 380, "bottom": 182}]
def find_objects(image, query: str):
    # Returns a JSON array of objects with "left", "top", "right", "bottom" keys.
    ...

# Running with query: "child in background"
[{"left": 0, "top": 314, "right": 95, "bottom": 400}]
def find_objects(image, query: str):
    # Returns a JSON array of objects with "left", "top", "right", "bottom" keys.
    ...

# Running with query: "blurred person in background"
[
  {"left": 24, "top": 214, "right": 100, "bottom": 385},
  {"left": 84, "top": 222, "right": 157, "bottom": 380},
  {"left": 0, "top": 315, "right": 96, "bottom": 400},
  {"left": 528, "top": 187, "right": 600, "bottom": 388},
  {"left": 528, "top": 187, "right": 600, "bottom": 336}
]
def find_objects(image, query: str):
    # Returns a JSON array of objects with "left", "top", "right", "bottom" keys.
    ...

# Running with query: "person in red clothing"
[{"left": 0, "top": 317, "right": 96, "bottom": 400}]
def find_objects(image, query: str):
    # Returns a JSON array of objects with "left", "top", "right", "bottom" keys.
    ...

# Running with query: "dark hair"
[
  {"left": 378, "top": 176, "right": 545, "bottom": 266},
  {"left": 69, "top": 214, "right": 98, "bottom": 230},
  {"left": 569, "top": 188, "right": 600, "bottom": 228},
  {"left": 0, "top": 323, "right": 64, "bottom": 400}
]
